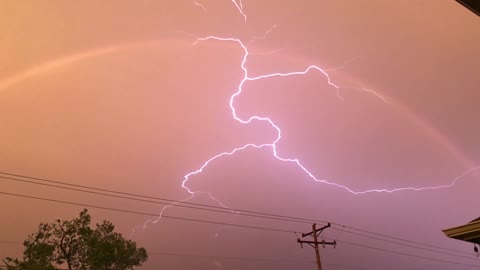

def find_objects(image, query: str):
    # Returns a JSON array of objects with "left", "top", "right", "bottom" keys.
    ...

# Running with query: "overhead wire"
[
  {"left": 338, "top": 239, "right": 480, "bottom": 268},
  {"left": 0, "top": 172, "right": 325, "bottom": 224},
  {"left": 0, "top": 190, "right": 296, "bottom": 234},
  {"left": 0, "top": 175, "right": 316, "bottom": 225},
  {"left": 330, "top": 222, "right": 474, "bottom": 256},
  {"left": 1, "top": 190, "right": 479, "bottom": 268},
  {"left": 330, "top": 226, "right": 479, "bottom": 260},
  {"left": 0, "top": 171, "right": 478, "bottom": 262}
]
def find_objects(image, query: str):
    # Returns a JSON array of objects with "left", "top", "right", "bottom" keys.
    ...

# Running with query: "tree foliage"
[{"left": 4, "top": 209, "right": 147, "bottom": 270}]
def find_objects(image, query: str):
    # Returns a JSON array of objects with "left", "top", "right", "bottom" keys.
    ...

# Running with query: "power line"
[
  {"left": 330, "top": 226, "right": 479, "bottom": 261},
  {"left": 330, "top": 222, "right": 475, "bottom": 257},
  {"left": 0, "top": 172, "right": 325, "bottom": 224},
  {"left": 1, "top": 171, "right": 475, "bottom": 259},
  {"left": 1, "top": 190, "right": 478, "bottom": 269},
  {"left": 0, "top": 175, "right": 316, "bottom": 225},
  {"left": 338, "top": 239, "right": 480, "bottom": 268},
  {"left": 0, "top": 190, "right": 296, "bottom": 234}
]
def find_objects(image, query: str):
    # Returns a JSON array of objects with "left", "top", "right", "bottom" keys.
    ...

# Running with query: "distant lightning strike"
[
  {"left": 136, "top": 2, "right": 480, "bottom": 230},
  {"left": 231, "top": 0, "right": 246, "bottom": 21},
  {"left": 193, "top": 1, "right": 208, "bottom": 13},
  {"left": 0, "top": 0, "right": 475, "bottom": 235},
  {"left": 193, "top": 0, "right": 246, "bottom": 21},
  {"left": 189, "top": 35, "right": 479, "bottom": 195}
]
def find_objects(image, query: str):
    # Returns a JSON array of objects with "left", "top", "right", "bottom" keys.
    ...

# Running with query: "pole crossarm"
[
  {"left": 302, "top": 222, "right": 331, "bottom": 237},
  {"left": 297, "top": 223, "right": 336, "bottom": 270},
  {"left": 298, "top": 239, "right": 336, "bottom": 247}
]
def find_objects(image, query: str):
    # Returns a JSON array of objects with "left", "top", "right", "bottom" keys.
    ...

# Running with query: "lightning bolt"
[
  {"left": 193, "top": 0, "right": 246, "bottom": 21},
  {"left": 231, "top": 0, "right": 246, "bottom": 22},
  {"left": 136, "top": 1, "right": 479, "bottom": 231},
  {"left": 193, "top": 1, "right": 208, "bottom": 13},
  {"left": 188, "top": 35, "right": 479, "bottom": 195}
]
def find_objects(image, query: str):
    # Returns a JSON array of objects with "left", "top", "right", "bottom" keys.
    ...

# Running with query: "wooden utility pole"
[{"left": 297, "top": 223, "right": 336, "bottom": 270}]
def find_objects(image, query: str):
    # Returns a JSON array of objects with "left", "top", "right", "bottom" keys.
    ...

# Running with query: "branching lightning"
[
  {"left": 137, "top": 1, "right": 479, "bottom": 231},
  {"left": 231, "top": 0, "right": 246, "bottom": 22},
  {"left": 193, "top": 1, "right": 208, "bottom": 13},
  {"left": 193, "top": 0, "right": 246, "bottom": 21}
]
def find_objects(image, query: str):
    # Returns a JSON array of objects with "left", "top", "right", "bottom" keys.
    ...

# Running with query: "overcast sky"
[{"left": 1, "top": 1, "right": 479, "bottom": 269}]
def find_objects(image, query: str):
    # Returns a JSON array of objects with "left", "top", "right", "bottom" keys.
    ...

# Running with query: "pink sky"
[{"left": 1, "top": 1, "right": 479, "bottom": 269}]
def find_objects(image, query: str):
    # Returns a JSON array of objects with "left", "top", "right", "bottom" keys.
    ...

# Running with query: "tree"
[{"left": 4, "top": 209, "right": 147, "bottom": 270}]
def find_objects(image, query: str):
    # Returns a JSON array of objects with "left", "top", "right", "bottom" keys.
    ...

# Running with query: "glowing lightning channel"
[
  {"left": 192, "top": 35, "right": 480, "bottom": 195},
  {"left": 193, "top": 1, "right": 208, "bottom": 13},
  {"left": 135, "top": 2, "right": 479, "bottom": 231},
  {"left": 192, "top": 0, "right": 246, "bottom": 21},
  {"left": 231, "top": 0, "right": 247, "bottom": 22}
]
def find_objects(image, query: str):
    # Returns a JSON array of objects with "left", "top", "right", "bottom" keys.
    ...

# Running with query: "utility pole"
[{"left": 297, "top": 223, "right": 336, "bottom": 270}]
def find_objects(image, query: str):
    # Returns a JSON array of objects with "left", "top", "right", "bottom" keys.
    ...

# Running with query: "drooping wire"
[
  {"left": 0, "top": 171, "right": 477, "bottom": 260},
  {"left": 1, "top": 190, "right": 479, "bottom": 268},
  {"left": 0, "top": 190, "right": 297, "bottom": 234}
]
